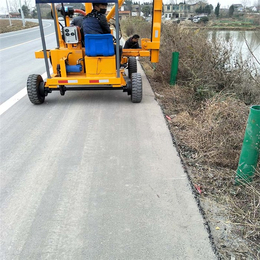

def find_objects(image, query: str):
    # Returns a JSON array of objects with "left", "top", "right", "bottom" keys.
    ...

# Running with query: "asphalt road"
[
  {"left": 0, "top": 19, "right": 55, "bottom": 104},
  {"left": 0, "top": 19, "right": 216, "bottom": 259}
]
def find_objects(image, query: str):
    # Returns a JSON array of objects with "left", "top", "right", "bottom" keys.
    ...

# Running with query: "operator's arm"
[
  {"left": 70, "top": 18, "right": 76, "bottom": 26},
  {"left": 70, "top": 16, "right": 79, "bottom": 26},
  {"left": 135, "top": 42, "right": 141, "bottom": 49},
  {"left": 99, "top": 15, "right": 111, "bottom": 34}
]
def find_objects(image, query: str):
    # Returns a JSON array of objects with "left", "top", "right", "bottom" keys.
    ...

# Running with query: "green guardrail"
[
  {"left": 170, "top": 52, "right": 179, "bottom": 86},
  {"left": 235, "top": 105, "right": 260, "bottom": 184}
]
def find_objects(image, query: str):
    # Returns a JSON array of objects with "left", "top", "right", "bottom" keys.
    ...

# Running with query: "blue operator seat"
[{"left": 85, "top": 34, "right": 115, "bottom": 56}]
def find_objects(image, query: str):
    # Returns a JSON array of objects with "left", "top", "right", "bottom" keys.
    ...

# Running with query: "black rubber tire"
[
  {"left": 27, "top": 74, "right": 45, "bottom": 104},
  {"left": 131, "top": 73, "right": 142, "bottom": 103},
  {"left": 128, "top": 57, "right": 137, "bottom": 79}
]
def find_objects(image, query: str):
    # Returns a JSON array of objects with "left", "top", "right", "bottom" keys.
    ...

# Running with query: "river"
[{"left": 208, "top": 30, "right": 260, "bottom": 69}]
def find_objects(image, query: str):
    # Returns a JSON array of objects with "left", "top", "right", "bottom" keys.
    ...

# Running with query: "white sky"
[
  {"left": 0, "top": 0, "right": 256, "bottom": 13},
  {"left": 162, "top": 0, "right": 254, "bottom": 8}
]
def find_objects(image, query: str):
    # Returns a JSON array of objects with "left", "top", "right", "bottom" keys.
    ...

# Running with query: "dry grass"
[
  {"left": 122, "top": 18, "right": 260, "bottom": 259},
  {"left": 0, "top": 19, "right": 38, "bottom": 34},
  {"left": 192, "top": 165, "right": 260, "bottom": 259},
  {"left": 171, "top": 94, "right": 249, "bottom": 169},
  {"left": 120, "top": 17, "right": 152, "bottom": 39}
]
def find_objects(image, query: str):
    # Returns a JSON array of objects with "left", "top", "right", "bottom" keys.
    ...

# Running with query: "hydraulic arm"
[{"left": 107, "top": 0, "right": 162, "bottom": 63}]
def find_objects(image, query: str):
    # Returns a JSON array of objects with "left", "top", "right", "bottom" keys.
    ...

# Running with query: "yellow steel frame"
[
  {"left": 46, "top": 75, "right": 125, "bottom": 88},
  {"left": 36, "top": 0, "right": 162, "bottom": 88}
]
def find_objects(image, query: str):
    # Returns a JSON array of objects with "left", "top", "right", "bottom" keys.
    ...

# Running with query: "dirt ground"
[
  {"left": 140, "top": 60, "right": 260, "bottom": 260},
  {"left": 0, "top": 19, "right": 38, "bottom": 34}
]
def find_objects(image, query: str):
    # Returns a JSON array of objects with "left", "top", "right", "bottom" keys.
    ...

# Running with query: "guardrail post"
[
  {"left": 170, "top": 52, "right": 179, "bottom": 86},
  {"left": 235, "top": 105, "right": 260, "bottom": 184}
]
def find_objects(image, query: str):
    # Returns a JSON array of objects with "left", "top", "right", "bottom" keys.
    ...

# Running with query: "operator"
[
  {"left": 124, "top": 34, "right": 141, "bottom": 49},
  {"left": 82, "top": 2, "right": 123, "bottom": 66},
  {"left": 70, "top": 8, "right": 85, "bottom": 28},
  {"left": 82, "top": 3, "right": 111, "bottom": 34}
]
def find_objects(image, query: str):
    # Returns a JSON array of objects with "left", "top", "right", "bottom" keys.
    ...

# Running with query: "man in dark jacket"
[
  {"left": 82, "top": 3, "right": 111, "bottom": 35},
  {"left": 70, "top": 9, "right": 85, "bottom": 28},
  {"left": 124, "top": 34, "right": 141, "bottom": 49},
  {"left": 82, "top": 3, "right": 123, "bottom": 66}
]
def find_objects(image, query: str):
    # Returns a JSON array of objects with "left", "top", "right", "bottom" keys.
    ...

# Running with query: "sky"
[{"left": 0, "top": 0, "right": 256, "bottom": 14}]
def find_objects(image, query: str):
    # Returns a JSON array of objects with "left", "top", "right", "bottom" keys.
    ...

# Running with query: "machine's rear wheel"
[
  {"left": 131, "top": 73, "right": 142, "bottom": 103},
  {"left": 128, "top": 57, "right": 137, "bottom": 79},
  {"left": 27, "top": 74, "right": 45, "bottom": 104}
]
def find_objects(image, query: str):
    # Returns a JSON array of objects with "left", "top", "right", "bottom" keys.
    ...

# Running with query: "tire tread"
[
  {"left": 128, "top": 57, "right": 137, "bottom": 79},
  {"left": 27, "top": 74, "right": 45, "bottom": 104},
  {"left": 131, "top": 73, "right": 142, "bottom": 103}
]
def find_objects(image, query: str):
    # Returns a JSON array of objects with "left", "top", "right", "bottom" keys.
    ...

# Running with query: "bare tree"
[
  {"left": 9, "top": 0, "right": 31, "bottom": 12},
  {"left": 241, "top": 0, "right": 249, "bottom": 8},
  {"left": 253, "top": 0, "right": 260, "bottom": 8},
  {"left": 10, "top": 0, "right": 20, "bottom": 12}
]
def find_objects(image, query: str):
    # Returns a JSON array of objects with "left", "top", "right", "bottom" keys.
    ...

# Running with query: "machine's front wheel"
[
  {"left": 131, "top": 73, "right": 142, "bottom": 103},
  {"left": 128, "top": 57, "right": 137, "bottom": 79},
  {"left": 27, "top": 74, "right": 45, "bottom": 104}
]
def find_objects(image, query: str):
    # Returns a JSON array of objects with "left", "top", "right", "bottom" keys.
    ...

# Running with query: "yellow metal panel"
[
  {"left": 60, "top": 58, "right": 67, "bottom": 78},
  {"left": 151, "top": 50, "right": 159, "bottom": 63},
  {"left": 151, "top": 0, "right": 162, "bottom": 63},
  {"left": 143, "top": 42, "right": 160, "bottom": 50},
  {"left": 46, "top": 76, "right": 126, "bottom": 87},
  {"left": 85, "top": 3, "right": 92, "bottom": 15},
  {"left": 122, "top": 49, "right": 150, "bottom": 57},
  {"left": 35, "top": 50, "right": 50, "bottom": 59},
  {"left": 121, "top": 57, "right": 128, "bottom": 64},
  {"left": 85, "top": 56, "right": 116, "bottom": 77},
  {"left": 65, "top": 16, "right": 70, "bottom": 26}
]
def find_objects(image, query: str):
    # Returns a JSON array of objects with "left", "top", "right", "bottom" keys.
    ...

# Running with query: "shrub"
[
  {"left": 152, "top": 23, "right": 260, "bottom": 104},
  {"left": 120, "top": 17, "right": 151, "bottom": 38},
  {"left": 199, "top": 16, "right": 209, "bottom": 23}
]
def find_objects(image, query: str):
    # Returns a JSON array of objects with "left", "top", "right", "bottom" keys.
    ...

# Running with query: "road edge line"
[{"left": 0, "top": 71, "right": 50, "bottom": 116}]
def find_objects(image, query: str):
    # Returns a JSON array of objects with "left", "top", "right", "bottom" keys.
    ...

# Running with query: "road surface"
[{"left": 0, "top": 19, "right": 216, "bottom": 259}]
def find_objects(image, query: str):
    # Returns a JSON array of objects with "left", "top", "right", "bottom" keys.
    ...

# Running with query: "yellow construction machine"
[{"left": 27, "top": 0, "right": 162, "bottom": 104}]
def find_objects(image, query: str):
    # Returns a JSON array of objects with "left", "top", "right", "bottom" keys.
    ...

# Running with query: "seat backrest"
[{"left": 85, "top": 34, "right": 114, "bottom": 57}]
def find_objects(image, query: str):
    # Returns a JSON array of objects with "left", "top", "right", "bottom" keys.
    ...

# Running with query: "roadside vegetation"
[
  {"left": 171, "top": 13, "right": 260, "bottom": 30},
  {"left": 0, "top": 19, "right": 38, "bottom": 34},
  {"left": 209, "top": 17, "right": 260, "bottom": 30},
  {"left": 121, "top": 17, "right": 260, "bottom": 259},
  {"left": 177, "top": 16, "right": 260, "bottom": 30}
]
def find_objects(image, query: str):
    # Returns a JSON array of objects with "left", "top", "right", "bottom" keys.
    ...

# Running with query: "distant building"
[
  {"left": 9, "top": 12, "right": 21, "bottom": 18},
  {"left": 232, "top": 4, "right": 244, "bottom": 12},
  {"left": 164, "top": 1, "right": 207, "bottom": 19},
  {"left": 0, "top": 13, "right": 8, "bottom": 18},
  {"left": 107, "top": 4, "right": 131, "bottom": 20},
  {"left": 249, "top": 6, "right": 257, "bottom": 12},
  {"left": 131, "top": 4, "right": 141, "bottom": 16},
  {"left": 119, "top": 10, "right": 131, "bottom": 19}
]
